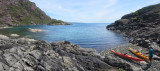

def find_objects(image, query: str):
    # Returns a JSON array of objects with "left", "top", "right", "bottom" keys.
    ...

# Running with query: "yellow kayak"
[{"left": 129, "top": 47, "right": 149, "bottom": 61}]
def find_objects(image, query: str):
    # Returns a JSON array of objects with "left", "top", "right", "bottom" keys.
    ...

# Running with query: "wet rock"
[
  {"left": 10, "top": 34, "right": 19, "bottom": 37},
  {"left": 28, "top": 28, "right": 47, "bottom": 32},
  {"left": 0, "top": 26, "right": 12, "bottom": 29}
]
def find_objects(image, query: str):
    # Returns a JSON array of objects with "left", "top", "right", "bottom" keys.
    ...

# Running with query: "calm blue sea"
[{"left": 0, "top": 23, "right": 127, "bottom": 52}]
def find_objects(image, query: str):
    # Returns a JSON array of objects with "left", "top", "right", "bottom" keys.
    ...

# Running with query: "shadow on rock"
[{"left": 142, "top": 64, "right": 151, "bottom": 71}]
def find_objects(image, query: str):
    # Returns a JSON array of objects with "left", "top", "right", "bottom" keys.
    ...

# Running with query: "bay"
[{"left": 0, "top": 23, "right": 127, "bottom": 52}]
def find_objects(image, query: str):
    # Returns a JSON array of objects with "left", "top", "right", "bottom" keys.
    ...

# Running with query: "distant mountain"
[
  {"left": 107, "top": 3, "right": 160, "bottom": 47},
  {"left": 0, "top": 0, "right": 70, "bottom": 26}
]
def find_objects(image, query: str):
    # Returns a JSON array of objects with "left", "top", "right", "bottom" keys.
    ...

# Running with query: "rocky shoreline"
[
  {"left": 101, "top": 43, "right": 160, "bottom": 71},
  {"left": 106, "top": 3, "right": 160, "bottom": 70},
  {"left": 0, "top": 33, "right": 159, "bottom": 71},
  {"left": 3, "top": 0, "right": 160, "bottom": 70},
  {"left": 106, "top": 3, "right": 160, "bottom": 49},
  {"left": 0, "top": 22, "right": 71, "bottom": 27},
  {"left": 0, "top": 35, "right": 118, "bottom": 71}
]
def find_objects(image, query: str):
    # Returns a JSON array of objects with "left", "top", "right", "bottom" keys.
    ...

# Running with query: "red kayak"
[{"left": 110, "top": 50, "right": 144, "bottom": 62}]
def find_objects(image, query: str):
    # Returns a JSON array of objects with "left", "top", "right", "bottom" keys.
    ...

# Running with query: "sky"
[{"left": 29, "top": 0, "right": 160, "bottom": 23}]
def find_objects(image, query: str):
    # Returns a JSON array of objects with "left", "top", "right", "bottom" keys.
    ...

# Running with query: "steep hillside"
[
  {"left": 0, "top": 0, "right": 69, "bottom": 26},
  {"left": 107, "top": 3, "right": 160, "bottom": 48}
]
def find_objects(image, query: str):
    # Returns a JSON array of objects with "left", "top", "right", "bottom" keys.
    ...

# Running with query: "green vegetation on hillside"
[
  {"left": 48, "top": 19, "right": 69, "bottom": 25},
  {"left": 0, "top": 0, "right": 69, "bottom": 25},
  {"left": 7, "top": 1, "right": 51, "bottom": 24},
  {"left": 121, "top": 3, "right": 160, "bottom": 23}
]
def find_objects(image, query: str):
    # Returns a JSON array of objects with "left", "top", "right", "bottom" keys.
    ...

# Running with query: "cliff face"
[
  {"left": 0, "top": 0, "right": 69, "bottom": 26},
  {"left": 107, "top": 3, "right": 160, "bottom": 48}
]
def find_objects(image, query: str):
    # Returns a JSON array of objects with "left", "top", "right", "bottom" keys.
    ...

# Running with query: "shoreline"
[
  {"left": 1, "top": 23, "right": 160, "bottom": 70},
  {"left": 101, "top": 43, "right": 160, "bottom": 71},
  {"left": 0, "top": 32, "right": 159, "bottom": 71},
  {"left": 0, "top": 23, "right": 72, "bottom": 27},
  {"left": 0, "top": 35, "right": 116, "bottom": 71}
]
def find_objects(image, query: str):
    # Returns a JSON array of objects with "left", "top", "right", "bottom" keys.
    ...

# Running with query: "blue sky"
[{"left": 29, "top": 0, "right": 160, "bottom": 23}]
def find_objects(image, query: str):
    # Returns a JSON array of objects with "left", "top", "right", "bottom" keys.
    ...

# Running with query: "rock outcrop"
[
  {"left": 0, "top": 0, "right": 70, "bottom": 26},
  {"left": 107, "top": 3, "right": 160, "bottom": 49},
  {"left": 101, "top": 44, "right": 160, "bottom": 71},
  {"left": 0, "top": 35, "right": 158, "bottom": 71},
  {"left": 0, "top": 36, "right": 115, "bottom": 71},
  {"left": 106, "top": 4, "right": 160, "bottom": 71}
]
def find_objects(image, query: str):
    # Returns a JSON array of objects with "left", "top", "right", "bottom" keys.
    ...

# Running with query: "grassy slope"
[{"left": 0, "top": 0, "right": 68, "bottom": 25}]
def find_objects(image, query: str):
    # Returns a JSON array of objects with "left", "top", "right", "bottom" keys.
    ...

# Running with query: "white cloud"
[
  {"left": 29, "top": 0, "right": 160, "bottom": 23},
  {"left": 29, "top": 0, "right": 117, "bottom": 23}
]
